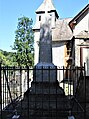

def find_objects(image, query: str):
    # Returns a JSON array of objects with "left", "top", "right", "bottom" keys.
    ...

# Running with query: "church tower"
[{"left": 33, "top": 0, "right": 59, "bottom": 64}]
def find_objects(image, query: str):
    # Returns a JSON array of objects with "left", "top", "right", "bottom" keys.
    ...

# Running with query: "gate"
[{"left": 0, "top": 64, "right": 87, "bottom": 119}]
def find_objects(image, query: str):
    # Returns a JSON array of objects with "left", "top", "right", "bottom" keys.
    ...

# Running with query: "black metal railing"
[{"left": 0, "top": 65, "right": 87, "bottom": 119}]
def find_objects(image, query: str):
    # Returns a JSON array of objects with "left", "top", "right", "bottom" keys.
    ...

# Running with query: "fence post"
[
  {"left": 27, "top": 66, "right": 29, "bottom": 119},
  {"left": 84, "top": 63, "right": 86, "bottom": 119},
  {"left": 0, "top": 63, "right": 2, "bottom": 118}
]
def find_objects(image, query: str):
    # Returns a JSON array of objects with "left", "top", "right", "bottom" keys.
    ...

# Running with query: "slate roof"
[
  {"left": 52, "top": 18, "right": 73, "bottom": 41},
  {"left": 33, "top": 18, "right": 73, "bottom": 42},
  {"left": 75, "top": 30, "right": 89, "bottom": 39}
]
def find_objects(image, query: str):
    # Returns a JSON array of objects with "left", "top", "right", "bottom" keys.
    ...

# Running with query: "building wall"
[
  {"left": 52, "top": 42, "right": 65, "bottom": 82},
  {"left": 74, "top": 13, "right": 89, "bottom": 66},
  {"left": 73, "top": 13, "right": 89, "bottom": 36},
  {"left": 52, "top": 42, "right": 65, "bottom": 67},
  {"left": 75, "top": 39, "right": 81, "bottom": 66},
  {"left": 34, "top": 31, "right": 40, "bottom": 65}
]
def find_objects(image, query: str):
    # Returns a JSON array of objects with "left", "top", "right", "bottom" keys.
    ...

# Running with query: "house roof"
[
  {"left": 33, "top": 18, "right": 73, "bottom": 41},
  {"left": 34, "top": 0, "right": 73, "bottom": 42},
  {"left": 52, "top": 18, "right": 73, "bottom": 41},
  {"left": 69, "top": 4, "right": 89, "bottom": 30},
  {"left": 75, "top": 30, "right": 89, "bottom": 39}
]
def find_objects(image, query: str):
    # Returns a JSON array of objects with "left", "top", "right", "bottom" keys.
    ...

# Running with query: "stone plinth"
[
  {"left": 20, "top": 80, "right": 70, "bottom": 119},
  {"left": 33, "top": 63, "right": 57, "bottom": 82}
]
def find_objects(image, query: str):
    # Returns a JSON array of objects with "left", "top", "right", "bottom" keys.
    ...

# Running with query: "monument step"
[
  {"left": 31, "top": 81, "right": 62, "bottom": 88},
  {"left": 20, "top": 110, "right": 69, "bottom": 119},
  {"left": 30, "top": 88, "right": 65, "bottom": 94},
  {"left": 24, "top": 93, "right": 69, "bottom": 102},
  {"left": 21, "top": 116, "right": 67, "bottom": 119},
  {"left": 25, "top": 82, "right": 65, "bottom": 95}
]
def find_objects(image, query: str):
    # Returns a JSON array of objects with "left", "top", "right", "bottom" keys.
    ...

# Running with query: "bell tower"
[
  {"left": 33, "top": 0, "right": 59, "bottom": 64},
  {"left": 34, "top": 0, "right": 59, "bottom": 29}
]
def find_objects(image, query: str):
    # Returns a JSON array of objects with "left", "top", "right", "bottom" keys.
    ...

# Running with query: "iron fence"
[{"left": 0, "top": 64, "right": 87, "bottom": 119}]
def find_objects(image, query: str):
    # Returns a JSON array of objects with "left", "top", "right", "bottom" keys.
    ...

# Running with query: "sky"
[{"left": 0, "top": 0, "right": 88, "bottom": 52}]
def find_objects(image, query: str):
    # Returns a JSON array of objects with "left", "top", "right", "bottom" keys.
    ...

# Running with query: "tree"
[
  {"left": 0, "top": 50, "right": 18, "bottom": 66},
  {"left": 0, "top": 51, "right": 7, "bottom": 65},
  {"left": 12, "top": 17, "right": 34, "bottom": 66}
]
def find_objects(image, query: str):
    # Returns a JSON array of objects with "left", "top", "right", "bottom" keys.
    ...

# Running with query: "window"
[
  {"left": 66, "top": 42, "right": 70, "bottom": 55},
  {"left": 39, "top": 16, "right": 41, "bottom": 21}
]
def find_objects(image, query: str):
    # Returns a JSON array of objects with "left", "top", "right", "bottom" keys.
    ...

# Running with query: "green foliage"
[
  {"left": 0, "top": 51, "right": 7, "bottom": 65},
  {"left": 0, "top": 50, "right": 17, "bottom": 66},
  {"left": 12, "top": 16, "right": 34, "bottom": 66}
]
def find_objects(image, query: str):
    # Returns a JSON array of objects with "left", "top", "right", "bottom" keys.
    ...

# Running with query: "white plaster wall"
[
  {"left": 52, "top": 43, "right": 65, "bottom": 82},
  {"left": 73, "top": 13, "right": 89, "bottom": 36},
  {"left": 37, "top": 13, "right": 46, "bottom": 24},
  {"left": 74, "top": 13, "right": 89, "bottom": 66},
  {"left": 51, "top": 12, "right": 56, "bottom": 28},
  {"left": 52, "top": 45, "right": 64, "bottom": 66},
  {"left": 34, "top": 31, "right": 40, "bottom": 65},
  {"left": 75, "top": 39, "right": 81, "bottom": 66},
  {"left": 82, "top": 48, "right": 89, "bottom": 76}
]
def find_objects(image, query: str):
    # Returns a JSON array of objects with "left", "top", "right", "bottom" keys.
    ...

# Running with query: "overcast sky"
[{"left": 0, "top": 0, "right": 88, "bottom": 51}]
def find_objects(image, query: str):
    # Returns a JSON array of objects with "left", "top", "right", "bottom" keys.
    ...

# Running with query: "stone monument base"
[
  {"left": 21, "top": 79, "right": 70, "bottom": 119},
  {"left": 33, "top": 63, "right": 57, "bottom": 82}
]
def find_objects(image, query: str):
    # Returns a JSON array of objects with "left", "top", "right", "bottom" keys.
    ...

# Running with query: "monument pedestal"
[
  {"left": 33, "top": 63, "right": 57, "bottom": 83},
  {"left": 21, "top": 64, "right": 70, "bottom": 119},
  {"left": 22, "top": 84, "right": 70, "bottom": 119}
]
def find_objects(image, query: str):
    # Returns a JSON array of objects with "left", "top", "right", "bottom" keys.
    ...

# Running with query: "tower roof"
[{"left": 36, "top": 0, "right": 56, "bottom": 13}]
